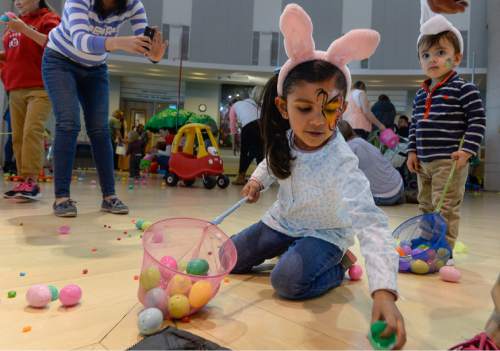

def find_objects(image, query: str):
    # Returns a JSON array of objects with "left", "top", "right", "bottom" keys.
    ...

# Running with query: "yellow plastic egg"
[
  {"left": 168, "top": 274, "right": 192, "bottom": 296},
  {"left": 188, "top": 281, "right": 213, "bottom": 308},
  {"left": 410, "top": 260, "right": 430, "bottom": 274},
  {"left": 168, "top": 294, "right": 190, "bottom": 319},
  {"left": 140, "top": 267, "right": 161, "bottom": 291}
]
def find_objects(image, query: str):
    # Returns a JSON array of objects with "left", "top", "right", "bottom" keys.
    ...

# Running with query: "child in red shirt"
[{"left": 1, "top": 0, "right": 59, "bottom": 200}]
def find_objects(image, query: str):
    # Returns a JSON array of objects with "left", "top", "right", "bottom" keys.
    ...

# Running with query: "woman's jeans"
[
  {"left": 42, "top": 48, "right": 115, "bottom": 198},
  {"left": 231, "top": 221, "right": 345, "bottom": 300}
]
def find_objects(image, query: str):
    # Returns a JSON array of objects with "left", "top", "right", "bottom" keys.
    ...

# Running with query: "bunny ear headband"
[
  {"left": 417, "top": 15, "right": 464, "bottom": 54},
  {"left": 277, "top": 4, "right": 381, "bottom": 97}
]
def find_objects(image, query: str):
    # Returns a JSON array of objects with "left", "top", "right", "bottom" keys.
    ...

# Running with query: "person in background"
[
  {"left": 136, "top": 123, "right": 148, "bottom": 154},
  {"left": 342, "top": 81, "right": 386, "bottom": 140},
  {"left": 126, "top": 130, "right": 142, "bottom": 179},
  {"left": 338, "top": 121, "right": 405, "bottom": 206},
  {"left": 109, "top": 109, "right": 125, "bottom": 170},
  {"left": 371, "top": 94, "right": 397, "bottom": 129},
  {"left": 395, "top": 115, "right": 410, "bottom": 139}
]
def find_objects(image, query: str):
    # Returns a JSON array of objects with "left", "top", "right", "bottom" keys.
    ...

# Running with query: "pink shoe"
[
  {"left": 3, "top": 181, "right": 30, "bottom": 199},
  {"left": 449, "top": 332, "right": 499, "bottom": 350}
]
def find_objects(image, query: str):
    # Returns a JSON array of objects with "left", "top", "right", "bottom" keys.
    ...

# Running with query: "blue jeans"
[
  {"left": 231, "top": 221, "right": 345, "bottom": 300},
  {"left": 374, "top": 182, "right": 405, "bottom": 206},
  {"left": 42, "top": 48, "right": 115, "bottom": 198}
]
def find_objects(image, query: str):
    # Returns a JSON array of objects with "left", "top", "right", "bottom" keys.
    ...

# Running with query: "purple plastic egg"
[
  {"left": 402, "top": 246, "right": 412, "bottom": 255},
  {"left": 59, "top": 284, "right": 82, "bottom": 307},
  {"left": 399, "top": 258, "right": 411, "bottom": 272},
  {"left": 26, "top": 285, "right": 51, "bottom": 308}
]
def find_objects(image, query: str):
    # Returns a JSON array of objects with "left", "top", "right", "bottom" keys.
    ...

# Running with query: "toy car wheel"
[
  {"left": 202, "top": 175, "right": 216, "bottom": 189},
  {"left": 216, "top": 175, "right": 230, "bottom": 189},
  {"left": 183, "top": 179, "right": 196, "bottom": 187},
  {"left": 165, "top": 173, "right": 179, "bottom": 187}
]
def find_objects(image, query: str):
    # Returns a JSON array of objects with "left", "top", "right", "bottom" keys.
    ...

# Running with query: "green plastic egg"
[
  {"left": 140, "top": 267, "right": 161, "bottom": 291},
  {"left": 186, "top": 259, "right": 209, "bottom": 276},
  {"left": 410, "top": 260, "right": 430, "bottom": 274},
  {"left": 435, "top": 259, "right": 446, "bottom": 271},
  {"left": 48, "top": 285, "right": 59, "bottom": 301},
  {"left": 437, "top": 248, "right": 450, "bottom": 258}
]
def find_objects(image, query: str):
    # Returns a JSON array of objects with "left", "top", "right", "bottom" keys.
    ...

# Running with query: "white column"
[{"left": 484, "top": 1, "right": 500, "bottom": 191}]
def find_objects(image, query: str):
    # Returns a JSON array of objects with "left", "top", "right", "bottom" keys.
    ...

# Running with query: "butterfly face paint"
[{"left": 316, "top": 88, "right": 344, "bottom": 130}]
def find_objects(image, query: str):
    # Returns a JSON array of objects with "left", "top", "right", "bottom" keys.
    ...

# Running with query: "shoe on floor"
[
  {"left": 101, "top": 197, "right": 129, "bottom": 215},
  {"left": 232, "top": 173, "right": 247, "bottom": 186},
  {"left": 341, "top": 249, "right": 358, "bottom": 270},
  {"left": 449, "top": 332, "right": 499, "bottom": 350},
  {"left": 53, "top": 199, "right": 77, "bottom": 217},
  {"left": 4, "top": 180, "right": 41, "bottom": 200}
]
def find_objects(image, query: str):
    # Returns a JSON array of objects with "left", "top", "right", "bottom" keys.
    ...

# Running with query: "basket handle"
[
  {"left": 435, "top": 138, "right": 465, "bottom": 213},
  {"left": 211, "top": 197, "right": 249, "bottom": 225}
]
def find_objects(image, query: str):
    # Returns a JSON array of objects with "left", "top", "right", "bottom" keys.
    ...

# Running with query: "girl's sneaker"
[
  {"left": 53, "top": 199, "right": 77, "bottom": 217},
  {"left": 101, "top": 197, "right": 129, "bottom": 215},
  {"left": 449, "top": 332, "right": 499, "bottom": 350},
  {"left": 4, "top": 180, "right": 41, "bottom": 200}
]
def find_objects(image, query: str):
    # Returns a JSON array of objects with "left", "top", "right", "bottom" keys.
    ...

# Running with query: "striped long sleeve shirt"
[
  {"left": 408, "top": 71, "right": 486, "bottom": 162},
  {"left": 47, "top": 0, "right": 148, "bottom": 67}
]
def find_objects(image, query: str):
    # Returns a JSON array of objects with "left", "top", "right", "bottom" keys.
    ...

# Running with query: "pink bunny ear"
[
  {"left": 326, "top": 29, "right": 380, "bottom": 66},
  {"left": 280, "top": 4, "right": 315, "bottom": 61}
]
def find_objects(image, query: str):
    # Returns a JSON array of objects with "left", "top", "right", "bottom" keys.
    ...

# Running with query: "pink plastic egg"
[
  {"left": 348, "top": 264, "right": 363, "bottom": 281},
  {"left": 58, "top": 225, "right": 71, "bottom": 235},
  {"left": 439, "top": 266, "right": 461, "bottom": 283},
  {"left": 26, "top": 285, "right": 51, "bottom": 308},
  {"left": 59, "top": 284, "right": 82, "bottom": 306},
  {"left": 152, "top": 231, "right": 164, "bottom": 244},
  {"left": 159, "top": 255, "right": 178, "bottom": 279}
]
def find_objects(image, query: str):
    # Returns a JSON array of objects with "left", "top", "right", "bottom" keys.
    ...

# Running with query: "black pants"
[
  {"left": 112, "top": 141, "right": 119, "bottom": 170},
  {"left": 239, "top": 120, "right": 264, "bottom": 174},
  {"left": 353, "top": 129, "right": 369, "bottom": 140},
  {"left": 129, "top": 154, "right": 142, "bottom": 178}
]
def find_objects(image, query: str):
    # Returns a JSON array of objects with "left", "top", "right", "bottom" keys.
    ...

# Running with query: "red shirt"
[{"left": 1, "top": 8, "right": 60, "bottom": 92}]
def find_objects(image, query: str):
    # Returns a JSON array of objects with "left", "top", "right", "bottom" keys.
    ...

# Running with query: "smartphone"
[{"left": 144, "top": 26, "right": 156, "bottom": 40}]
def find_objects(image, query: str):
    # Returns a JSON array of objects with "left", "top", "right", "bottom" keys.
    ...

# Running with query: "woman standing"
[
  {"left": 42, "top": 0, "right": 166, "bottom": 217},
  {"left": 343, "top": 81, "right": 386, "bottom": 140},
  {"left": 1, "top": 0, "right": 60, "bottom": 200}
]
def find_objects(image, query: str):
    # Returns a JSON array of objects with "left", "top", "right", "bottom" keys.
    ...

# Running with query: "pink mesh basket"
[{"left": 138, "top": 217, "right": 237, "bottom": 320}]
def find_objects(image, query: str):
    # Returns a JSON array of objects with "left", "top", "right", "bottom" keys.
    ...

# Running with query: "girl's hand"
[
  {"left": 145, "top": 28, "right": 167, "bottom": 62},
  {"left": 0, "top": 15, "right": 28, "bottom": 34},
  {"left": 372, "top": 290, "right": 407, "bottom": 350},
  {"left": 241, "top": 179, "right": 261, "bottom": 203},
  {"left": 106, "top": 36, "right": 152, "bottom": 55}
]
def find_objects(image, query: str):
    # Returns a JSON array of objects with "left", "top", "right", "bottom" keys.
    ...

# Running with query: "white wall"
[
  {"left": 162, "top": 0, "right": 192, "bottom": 25},
  {"left": 253, "top": 0, "right": 281, "bottom": 32},
  {"left": 184, "top": 82, "right": 220, "bottom": 126},
  {"left": 342, "top": 0, "right": 372, "bottom": 69}
]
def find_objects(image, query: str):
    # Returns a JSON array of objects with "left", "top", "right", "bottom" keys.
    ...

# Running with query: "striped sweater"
[
  {"left": 47, "top": 0, "right": 147, "bottom": 66},
  {"left": 408, "top": 71, "right": 486, "bottom": 162}
]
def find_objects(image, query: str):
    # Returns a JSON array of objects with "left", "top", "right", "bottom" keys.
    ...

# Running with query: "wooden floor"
[{"left": 0, "top": 174, "right": 498, "bottom": 350}]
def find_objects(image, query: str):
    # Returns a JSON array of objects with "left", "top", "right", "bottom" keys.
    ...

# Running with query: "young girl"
[
  {"left": 230, "top": 5, "right": 406, "bottom": 348},
  {"left": 1, "top": 0, "right": 60, "bottom": 200}
]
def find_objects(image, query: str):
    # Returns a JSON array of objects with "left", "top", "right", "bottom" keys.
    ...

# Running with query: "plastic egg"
[
  {"left": 186, "top": 259, "right": 209, "bottom": 276},
  {"left": 26, "top": 285, "right": 51, "bottom": 308},
  {"left": 402, "top": 245, "right": 412, "bottom": 256},
  {"left": 188, "top": 281, "right": 213, "bottom": 308},
  {"left": 178, "top": 261, "right": 188, "bottom": 273},
  {"left": 348, "top": 264, "right": 363, "bottom": 281},
  {"left": 168, "top": 274, "right": 192, "bottom": 296},
  {"left": 152, "top": 231, "right": 164, "bottom": 244},
  {"left": 426, "top": 249, "right": 437, "bottom": 260},
  {"left": 435, "top": 259, "right": 446, "bottom": 271},
  {"left": 48, "top": 285, "right": 59, "bottom": 301},
  {"left": 417, "top": 244, "right": 429, "bottom": 250},
  {"left": 410, "top": 260, "right": 430, "bottom": 274},
  {"left": 439, "top": 266, "right": 461, "bottom": 283},
  {"left": 135, "top": 219, "right": 145, "bottom": 230},
  {"left": 144, "top": 288, "right": 168, "bottom": 311},
  {"left": 396, "top": 247, "right": 406, "bottom": 257},
  {"left": 0, "top": 15, "right": 10, "bottom": 22},
  {"left": 454, "top": 241, "right": 468, "bottom": 254},
  {"left": 59, "top": 284, "right": 82, "bottom": 307},
  {"left": 138, "top": 307, "right": 163, "bottom": 335},
  {"left": 399, "top": 258, "right": 411, "bottom": 272},
  {"left": 140, "top": 267, "right": 161, "bottom": 291},
  {"left": 168, "top": 294, "right": 190, "bottom": 319},
  {"left": 141, "top": 221, "right": 152, "bottom": 231},
  {"left": 437, "top": 248, "right": 450, "bottom": 258},
  {"left": 159, "top": 256, "right": 177, "bottom": 279}
]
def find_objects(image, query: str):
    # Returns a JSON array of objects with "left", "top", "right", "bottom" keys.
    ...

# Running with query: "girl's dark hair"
[
  {"left": 94, "top": 0, "right": 128, "bottom": 17},
  {"left": 261, "top": 60, "right": 347, "bottom": 179}
]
